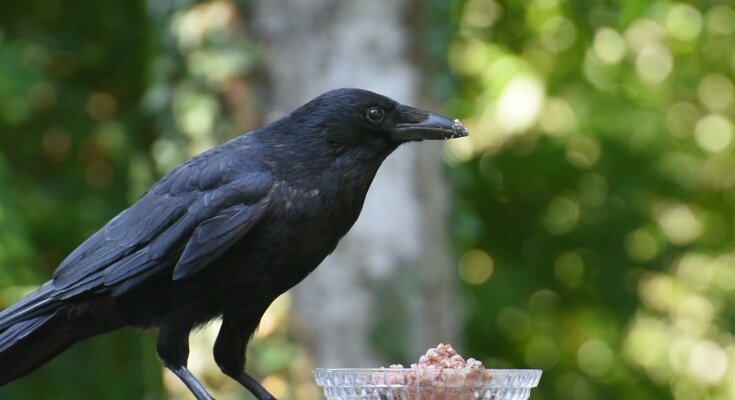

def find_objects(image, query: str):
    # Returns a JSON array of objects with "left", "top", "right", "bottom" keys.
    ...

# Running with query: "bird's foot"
[{"left": 168, "top": 365, "right": 215, "bottom": 400}]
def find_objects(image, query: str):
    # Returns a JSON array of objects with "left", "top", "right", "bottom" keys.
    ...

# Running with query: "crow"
[{"left": 0, "top": 88, "right": 467, "bottom": 399}]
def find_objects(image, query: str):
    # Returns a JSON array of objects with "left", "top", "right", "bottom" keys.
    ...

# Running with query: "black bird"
[{"left": 0, "top": 88, "right": 467, "bottom": 399}]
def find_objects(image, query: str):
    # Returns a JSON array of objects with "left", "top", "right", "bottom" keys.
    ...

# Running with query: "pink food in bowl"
[
  {"left": 389, "top": 343, "right": 484, "bottom": 369},
  {"left": 383, "top": 343, "right": 497, "bottom": 400},
  {"left": 313, "top": 343, "right": 542, "bottom": 400}
]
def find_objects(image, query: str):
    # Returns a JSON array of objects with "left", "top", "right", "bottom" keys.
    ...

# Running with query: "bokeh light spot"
[
  {"left": 544, "top": 195, "right": 580, "bottom": 235},
  {"left": 462, "top": 0, "right": 502, "bottom": 29},
  {"left": 593, "top": 27, "right": 626, "bottom": 64},
  {"left": 443, "top": 136, "right": 476, "bottom": 163},
  {"left": 659, "top": 151, "right": 700, "bottom": 189},
  {"left": 706, "top": 6, "right": 735, "bottom": 35},
  {"left": 554, "top": 251, "right": 585, "bottom": 287},
  {"left": 577, "top": 339, "right": 613, "bottom": 377},
  {"left": 459, "top": 249, "right": 494, "bottom": 285},
  {"left": 27, "top": 82, "right": 57, "bottom": 111},
  {"left": 95, "top": 121, "right": 127, "bottom": 154},
  {"left": 495, "top": 74, "right": 545, "bottom": 133},
  {"left": 539, "top": 16, "right": 577, "bottom": 52},
  {"left": 152, "top": 139, "right": 183, "bottom": 173},
  {"left": 577, "top": 172, "right": 607, "bottom": 207},
  {"left": 672, "top": 378, "right": 705, "bottom": 400},
  {"left": 623, "top": 315, "right": 669, "bottom": 374},
  {"left": 675, "top": 253, "right": 714, "bottom": 290},
  {"left": 41, "top": 127, "right": 71, "bottom": 162},
  {"left": 177, "top": 93, "right": 218, "bottom": 138},
  {"left": 565, "top": 135, "right": 600, "bottom": 168},
  {"left": 638, "top": 273, "right": 683, "bottom": 313},
  {"left": 449, "top": 39, "right": 491, "bottom": 77},
  {"left": 625, "top": 19, "right": 664, "bottom": 53},
  {"left": 688, "top": 340, "right": 727, "bottom": 384},
  {"left": 85, "top": 92, "right": 118, "bottom": 121},
  {"left": 655, "top": 202, "right": 703, "bottom": 245},
  {"left": 711, "top": 254, "right": 735, "bottom": 293},
  {"left": 665, "top": 4, "right": 703, "bottom": 41},
  {"left": 665, "top": 102, "right": 700, "bottom": 138},
  {"left": 539, "top": 97, "right": 577, "bottom": 136},
  {"left": 635, "top": 44, "right": 673, "bottom": 84},
  {"left": 624, "top": 229, "right": 659, "bottom": 262},
  {"left": 674, "top": 295, "right": 714, "bottom": 336},
  {"left": 528, "top": 289, "right": 560, "bottom": 315},
  {"left": 697, "top": 74, "right": 734, "bottom": 111},
  {"left": 694, "top": 114, "right": 733, "bottom": 153},
  {"left": 175, "top": 1, "right": 236, "bottom": 50},
  {"left": 525, "top": 336, "right": 560, "bottom": 369}
]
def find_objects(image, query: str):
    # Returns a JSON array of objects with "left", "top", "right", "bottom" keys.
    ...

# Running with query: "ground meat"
[
  {"left": 411, "top": 343, "right": 483, "bottom": 369},
  {"left": 382, "top": 344, "right": 495, "bottom": 400}
]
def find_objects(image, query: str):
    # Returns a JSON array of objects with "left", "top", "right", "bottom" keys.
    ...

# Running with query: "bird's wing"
[
  {"left": 48, "top": 145, "right": 274, "bottom": 297},
  {"left": 51, "top": 191, "right": 189, "bottom": 288},
  {"left": 101, "top": 175, "right": 273, "bottom": 295},
  {"left": 172, "top": 201, "right": 267, "bottom": 281},
  {"left": 104, "top": 171, "right": 274, "bottom": 296}
]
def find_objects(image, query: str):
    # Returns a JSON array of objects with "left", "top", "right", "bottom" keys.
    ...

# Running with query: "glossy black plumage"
[{"left": 0, "top": 88, "right": 467, "bottom": 399}]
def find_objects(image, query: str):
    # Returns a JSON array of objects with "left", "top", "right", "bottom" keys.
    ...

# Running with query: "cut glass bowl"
[{"left": 314, "top": 368, "right": 542, "bottom": 400}]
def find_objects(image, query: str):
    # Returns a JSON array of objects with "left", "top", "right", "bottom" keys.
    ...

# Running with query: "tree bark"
[{"left": 252, "top": 0, "right": 460, "bottom": 367}]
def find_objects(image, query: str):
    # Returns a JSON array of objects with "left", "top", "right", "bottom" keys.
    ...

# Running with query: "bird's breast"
[
  {"left": 270, "top": 181, "right": 364, "bottom": 238},
  {"left": 211, "top": 165, "right": 379, "bottom": 298}
]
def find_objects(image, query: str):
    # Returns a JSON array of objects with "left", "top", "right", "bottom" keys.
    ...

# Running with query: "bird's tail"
[
  {"left": 0, "top": 311, "right": 71, "bottom": 384},
  {"left": 0, "top": 286, "right": 117, "bottom": 385}
]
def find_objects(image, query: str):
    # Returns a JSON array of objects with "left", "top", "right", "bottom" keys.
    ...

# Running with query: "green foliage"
[
  {"left": 0, "top": 0, "right": 165, "bottom": 398},
  {"left": 442, "top": 0, "right": 735, "bottom": 399}
]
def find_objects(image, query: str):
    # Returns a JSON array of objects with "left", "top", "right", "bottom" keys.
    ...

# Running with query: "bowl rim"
[
  {"left": 314, "top": 367, "right": 543, "bottom": 373},
  {"left": 313, "top": 367, "right": 543, "bottom": 389}
]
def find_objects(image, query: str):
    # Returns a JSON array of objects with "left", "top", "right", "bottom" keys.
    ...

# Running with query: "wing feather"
[
  {"left": 172, "top": 199, "right": 269, "bottom": 281},
  {"left": 8, "top": 136, "right": 273, "bottom": 317},
  {"left": 49, "top": 155, "right": 273, "bottom": 296},
  {"left": 99, "top": 171, "right": 273, "bottom": 293}
]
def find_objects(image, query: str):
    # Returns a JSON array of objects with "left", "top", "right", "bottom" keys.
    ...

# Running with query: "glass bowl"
[{"left": 313, "top": 368, "right": 542, "bottom": 400}]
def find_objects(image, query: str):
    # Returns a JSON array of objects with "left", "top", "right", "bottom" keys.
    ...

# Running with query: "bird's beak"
[{"left": 390, "top": 112, "right": 469, "bottom": 142}]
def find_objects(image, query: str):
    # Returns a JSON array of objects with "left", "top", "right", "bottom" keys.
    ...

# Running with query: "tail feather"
[
  {"left": 0, "top": 312, "right": 76, "bottom": 385},
  {"left": 0, "top": 313, "right": 56, "bottom": 352},
  {"left": 0, "top": 293, "right": 119, "bottom": 386},
  {"left": 0, "top": 283, "right": 57, "bottom": 331}
]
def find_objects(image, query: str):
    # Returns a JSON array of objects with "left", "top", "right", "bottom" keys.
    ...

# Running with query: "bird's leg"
[
  {"left": 214, "top": 310, "right": 276, "bottom": 400},
  {"left": 157, "top": 314, "right": 214, "bottom": 400},
  {"left": 167, "top": 365, "right": 212, "bottom": 400}
]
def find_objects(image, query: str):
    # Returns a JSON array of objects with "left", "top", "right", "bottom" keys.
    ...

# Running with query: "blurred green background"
[{"left": 1, "top": 0, "right": 735, "bottom": 399}]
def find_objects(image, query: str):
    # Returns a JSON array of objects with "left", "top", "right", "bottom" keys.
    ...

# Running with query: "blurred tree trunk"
[{"left": 251, "top": 0, "right": 460, "bottom": 367}]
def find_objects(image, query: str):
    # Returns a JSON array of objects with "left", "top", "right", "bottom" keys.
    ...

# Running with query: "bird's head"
[{"left": 289, "top": 88, "right": 468, "bottom": 155}]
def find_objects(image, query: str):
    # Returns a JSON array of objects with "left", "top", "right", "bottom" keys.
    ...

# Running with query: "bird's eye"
[{"left": 366, "top": 107, "right": 385, "bottom": 124}]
